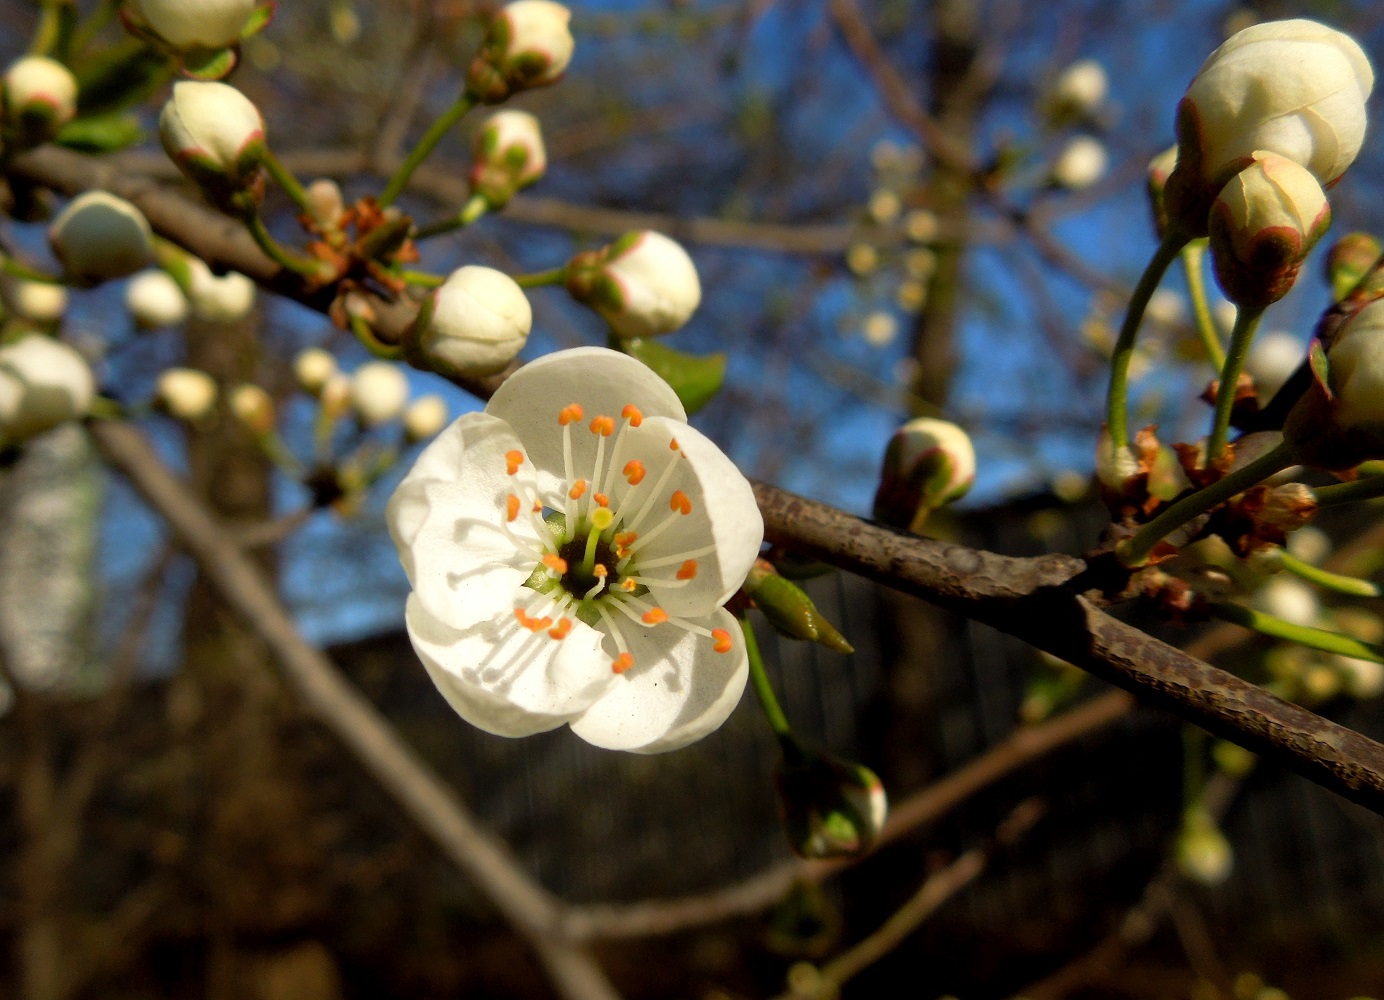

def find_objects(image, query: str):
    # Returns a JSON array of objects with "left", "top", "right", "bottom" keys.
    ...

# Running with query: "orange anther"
[
  {"left": 543, "top": 553, "right": 568, "bottom": 574},
  {"left": 623, "top": 460, "right": 646, "bottom": 485},
  {"left": 669, "top": 438, "right": 679, "bottom": 450},
  {"left": 612, "top": 653, "right": 634, "bottom": 674},
  {"left": 590, "top": 415, "right": 615, "bottom": 436},
  {"left": 505, "top": 450, "right": 524, "bottom": 475},
  {"left": 514, "top": 608, "right": 531, "bottom": 628},
  {"left": 614, "top": 531, "right": 638, "bottom": 548},
  {"left": 621, "top": 404, "right": 644, "bottom": 427},
  {"left": 558, "top": 403, "right": 584, "bottom": 426},
  {"left": 642, "top": 608, "right": 669, "bottom": 625},
  {"left": 569, "top": 479, "right": 588, "bottom": 500},
  {"left": 506, "top": 494, "right": 521, "bottom": 522},
  {"left": 548, "top": 618, "right": 573, "bottom": 640},
  {"left": 533, "top": 500, "right": 543, "bottom": 513},
  {"left": 593, "top": 492, "right": 610, "bottom": 507},
  {"left": 670, "top": 490, "right": 692, "bottom": 515},
  {"left": 593, "top": 563, "right": 608, "bottom": 577},
  {"left": 618, "top": 578, "right": 637, "bottom": 591},
  {"left": 533, "top": 616, "right": 552, "bottom": 630},
  {"left": 712, "top": 628, "right": 733, "bottom": 653},
  {"left": 677, "top": 559, "right": 698, "bottom": 580}
]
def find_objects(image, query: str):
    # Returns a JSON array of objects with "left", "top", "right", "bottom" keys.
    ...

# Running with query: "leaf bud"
[{"left": 744, "top": 560, "right": 853, "bottom": 654}]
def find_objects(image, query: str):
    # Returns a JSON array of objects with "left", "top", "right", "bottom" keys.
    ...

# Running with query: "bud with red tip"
[
  {"left": 873, "top": 417, "right": 975, "bottom": 532},
  {"left": 565, "top": 231, "right": 701, "bottom": 339},
  {"left": 4, "top": 56, "right": 77, "bottom": 143},
  {"left": 159, "top": 81, "right": 266, "bottom": 208},
  {"left": 465, "top": 0, "right": 575, "bottom": 104},
  {"left": 469, "top": 110, "right": 547, "bottom": 209}
]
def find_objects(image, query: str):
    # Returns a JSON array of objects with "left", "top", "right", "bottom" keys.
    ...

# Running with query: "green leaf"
[
  {"left": 618, "top": 338, "right": 725, "bottom": 414},
  {"left": 242, "top": 1, "right": 277, "bottom": 38},
  {"left": 54, "top": 113, "right": 143, "bottom": 153}
]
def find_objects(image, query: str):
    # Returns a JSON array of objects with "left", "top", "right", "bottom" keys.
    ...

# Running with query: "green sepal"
[
  {"left": 180, "top": 45, "right": 237, "bottom": 81},
  {"left": 54, "top": 112, "right": 143, "bottom": 153},
  {"left": 242, "top": 2, "right": 277, "bottom": 38},
  {"left": 618, "top": 337, "right": 725, "bottom": 414},
  {"left": 1308, "top": 338, "right": 1332, "bottom": 399},
  {"left": 745, "top": 563, "right": 854, "bottom": 654}
]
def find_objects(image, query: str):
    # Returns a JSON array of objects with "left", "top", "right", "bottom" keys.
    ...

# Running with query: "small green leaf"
[
  {"left": 618, "top": 338, "right": 725, "bottom": 414},
  {"left": 54, "top": 113, "right": 144, "bottom": 153},
  {"left": 180, "top": 45, "right": 237, "bottom": 81},
  {"left": 242, "top": 1, "right": 277, "bottom": 38}
]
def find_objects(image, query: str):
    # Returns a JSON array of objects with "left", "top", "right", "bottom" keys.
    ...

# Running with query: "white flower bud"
[
  {"left": 125, "top": 270, "right": 189, "bottom": 329},
  {"left": 319, "top": 372, "right": 351, "bottom": 418},
  {"left": 1255, "top": 576, "right": 1320, "bottom": 627},
  {"left": 403, "top": 395, "right": 448, "bottom": 442},
  {"left": 1315, "top": 299, "right": 1384, "bottom": 432},
  {"left": 1245, "top": 330, "right": 1302, "bottom": 399},
  {"left": 293, "top": 347, "right": 337, "bottom": 395},
  {"left": 469, "top": 110, "right": 547, "bottom": 208},
  {"left": 156, "top": 367, "right": 217, "bottom": 421},
  {"left": 4, "top": 56, "right": 77, "bottom": 133},
  {"left": 1286, "top": 525, "right": 1331, "bottom": 565},
  {"left": 1335, "top": 655, "right": 1384, "bottom": 699},
  {"left": 873, "top": 417, "right": 975, "bottom": 530},
  {"left": 1167, "top": 18, "right": 1373, "bottom": 236},
  {"left": 305, "top": 179, "right": 345, "bottom": 229},
  {"left": 1051, "top": 136, "right": 1107, "bottom": 190},
  {"left": 1051, "top": 59, "right": 1107, "bottom": 117},
  {"left": 5, "top": 280, "right": 67, "bottom": 323},
  {"left": 467, "top": 0, "right": 574, "bottom": 102},
  {"left": 1147, "top": 145, "right": 1179, "bottom": 238},
  {"left": 49, "top": 191, "right": 155, "bottom": 282},
  {"left": 1095, "top": 428, "right": 1142, "bottom": 491},
  {"left": 132, "top": 0, "right": 259, "bottom": 50},
  {"left": 229, "top": 383, "right": 274, "bottom": 435},
  {"left": 350, "top": 362, "right": 408, "bottom": 427},
  {"left": 187, "top": 259, "right": 256, "bottom": 321},
  {"left": 567, "top": 231, "right": 701, "bottom": 339},
  {"left": 0, "top": 335, "right": 94, "bottom": 445},
  {"left": 1208, "top": 151, "right": 1330, "bottom": 308},
  {"left": 159, "top": 81, "right": 265, "bottom": 190},
  {"left": 418, "top": 266, "right": 531, "bottom": 377}
]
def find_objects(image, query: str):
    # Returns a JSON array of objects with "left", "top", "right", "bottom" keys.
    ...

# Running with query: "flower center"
[{"left": 499, "top": 401, "right": 734, "bottom": 673}]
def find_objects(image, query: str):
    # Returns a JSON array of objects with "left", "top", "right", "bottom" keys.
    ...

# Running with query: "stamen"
[
  {"left": 609, "top": 592, "right": 722, "bottom": 646},
  {"left": 558, "top": 403, "right": 584, "bottom": 426},
  {"left": 624, "top": 574, "right": 692, "bottom": 589},
  {"left": 543, "top": 553, "right": 568, "bottom": 575},
  {"left": 623, "top": 460, "right": 646, "bottom": 485},
  {"left": 514, "top": 608, "right": 553, "bottom": 632},
  {"left": 569, "top": 479, "right": 588, "bottom": 500},
  {"left": 621, "top": 404, "right": 643, "bottom": 427},
  {"left": 593, "top": 492, "right": 610, "bottom": 508},
  {"left": 624, "top": 452, "right": 684, "bottom": 535},
  {"left": 590, "top": 415, "right": 615, "bottom": 436},
  {"left": 612, "top": 653, "right": 634, "bottom": 674},
  {"left": 548, "top": 618, "right": 573, "bottom": 640},
  {"left": 677, "top": 559, "right": 698, "bottom": 580},
  {"left": 617, "top": 578, "right": 637, "bottom": 591},
  {"left": 506, "top": 494, "right": 521, "bottom": 522},
  {"left": 712, "top": 628, "right": 733, "bottom": 653},
  {"left": 669, "top": 490, "right": 692, "bottom": 515},
  {"left": 634, "top": 544, "right": 718, "bottom": 569},
  {"left": 669, "top": 438, "right": 679, "bottom": 450},
  {"left": 583, "top": 564, "right": 609, "bottom": 600},
  {"left": 505, "top": 449, "right": 524, "bottom": 475},
  {"left": 642, "top": 608, "right": 669, "bottom": 625},
  {"left": 593, "top": 602, "right": 634, "bottom": 674}
]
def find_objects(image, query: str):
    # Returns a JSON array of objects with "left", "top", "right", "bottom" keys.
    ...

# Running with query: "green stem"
[
  {"left": 69, "top": 0, "right": 118, "bottom": 57},
  {"left": 1314, "top": 475, "right": 1384, "bottom": 508},
  {"left": 1106, "top": 233, "right": 1188, "bottom": 447},
  {"left": 30, "top": 1, "right": 68, "bottom": 56},
  {"left": 413, "top": 194, "right": 490, "bottom": 240},
  {"left": 379, "top": 95, "right": 476, "bottom": 207},
  {"left": 1, "top": 256, "right": 65, "bottom": 285},
  {"left": 243, "top": 212, "right": 326, "bottom": 279},
  {"left": 1277, "top": 550, "right": 1380, "bottom": 598},
  {"left": 1181, "top": 240, "right": 1225, "bottom": 370},
  {"left": 1209, "top": 601, "right": 1384, "bottom": 663},
  {"left": 399, "top": 269, "right": 445, "bottom": 289},
  {"left": 742, "top": 615, "right": 792, "bottom": 739},
  {"left": 1206, "top": 304, "right": 1265, "bottom": 464},
  {"left": 259, "top": 147, "right": 313, "bottom": 214},
  {"left": 1119, "top": 441, "right": 1294, "bottom": 566},
  {"left": 514, "top": 266, "right": 569, "bottom": 289}
]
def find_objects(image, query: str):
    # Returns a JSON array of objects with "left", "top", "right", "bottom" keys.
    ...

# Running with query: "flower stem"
[
  {"left": 243, "top": 212, "right": 327, "bottom": 279},
  {"left": 1209, "top": 601, "right": 1384, "bottom": 663},
  {"left": 514, "top": 267, "right": 568, "bottom": 289},
  {"left": 30, "top": 0, "right": 68, "bottom": 57},
  {"left": 1313, "top": 475, "right": 1384, "bottom": 508},
  {"left": 378, "top": 95, "right": 476, "bottom": 207},
  {"left": 259, "top": 147, "right": 313, "bottom": 215},
  {"left": 1119, "top": 441, "right": 1294, "bottom": 566},
  {"left": 742, "top": 615, "right": 792, "bottom": 740},
  {"left": 1, "top": 255, "right": 64, "bottom": 285},
  {"left": 1181, "top": 240, "right": 1225, "bottom": 370},
  {"left": 70, "top": 0, "right": 119, "bottom": 57},
  {"left": 1206, "top": 304, "right": 1265, "bottom": 464},
  {"left": 399, "top": 269, "right": 445, "bottom": 289},
  {"left": 1277, "top": 550, "right": 1380, "bottom": 598},
  {"left": 1106, "top": 233, "right": 1187, "bottom": 447},
  {"left": 413, "top": 194, "right": 490, "bottom": 240}
]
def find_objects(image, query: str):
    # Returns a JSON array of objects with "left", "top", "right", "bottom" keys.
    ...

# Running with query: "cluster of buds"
[{"left": 564, "top": 231, "right": 702, "bottom": 339}]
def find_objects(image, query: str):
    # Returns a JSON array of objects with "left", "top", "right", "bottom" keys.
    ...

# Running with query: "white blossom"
[
  {"left": 417, "top": 266, "right": 531, "bottom": 377},
  {"left": 350, "top": 361, "right": 408, "bottom": 427},
  {"left": 388, "top": 347, "right": 763, "bottom": 752},
  {"left": 159, "top": 81, "right": 265, "bottom": 185},
  {"left": 0, "top": 335, "right": 95, "bottom": 445},
  {"left": 49, "top": 191, "right": 155, "bottom": 282},
  {"left": 4, "top": 55, "right": 77, "bottom": 129},
  {"left": 126, "top": 270, "right": 189, "bottom": 328},
  {"left": 132, "top": 0, "right": 259, "bottom": 50}
]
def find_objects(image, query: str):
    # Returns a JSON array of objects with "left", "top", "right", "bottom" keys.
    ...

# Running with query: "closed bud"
[
  {"left": 4, "top": 56, "right": 77, "bottom": 141},
  {"left": 466, "top": 0, "right": 574, "bottom": 103},
  {"left": 873, "top": 417, "right": 975, "bottom": 532},
  {"left": 5, "top": 280, "right": 67, "bottom": 323},
  {"left": 1165, "top": 18, "right": 1372, "bottom": 238},
  {"left": 1208, "top": 152, "right": 1330, "bottom": 309},
  {"left": 1335, "top": 655, "right": 1384, "bottom": 699},
  {"left": 187, "top": 259, "right": 256, "bottom": 321},
  {"left": 126, "top": 269, "right": 189, "bottom": 328},
  {"left": 565, "top": 231, "right": 701, "bottom": 339},
  {"left": 1255, "top": 575, "right": 1320, "bottom": 627},
  {"left": 156, "top": 367, "right": 217, "bottom": 422},
  {"left": 1147, "top": 145, "right": 1179, "bottom": 239},
  {"left": 403, "top": 394, "right": 448, "bottom": 442},
  {"left": 293, "top": 347, "right": 337, "bottom": 395},
  {"left": 1051, "top": 135, "right": 1107, "bottom": 190},
  {"left": 774, "top": 740, "right": 887, "bottom": 859},
  {"left": 744, "top": 560, "right": 853, "bottom": 654},
  {"left": 1245, "top": 330, "right": 1303, "bottom": 400},
  {"left": 1257, "top": 482, "right": 1317, "bottom": 534},
  {"left": 49, "top": 191, "right": 155, "bottom": 282},
  {"left": 1176, "top": 807, "right": 1233, "bottom": 885},
  {"left": 305, "top": 178, "right": 345, "bottom": 230},
  {"left": 469, "top": 110, "right": 547, "bottom": 208},
  {"left": 1285, "top": 298, "right": 1384, "bottom": 468},
  {"left": 0, "top": 335, "right": 95, "bottom": 446},
  {"left": 349, "top": 361, "right": 408, "bottom": 427},
  {"left": 129, "top": 0, "right": 262, "bottom": 51},
  {"left": 1326, "top": 232, "right": 1383, "bottom": 302},
  {"left": 319, "top": 372, "right": 351, "bottom": 419},
  {"left": 414, "top": 266, "right": 531, "bottom": 377},
  {"left": 159, "top": 82, "right": 266, "bottom": 197},
  {"left": 1048, "top": 59, "right": 1107, "bottom": 122},
  {"left": 229, "top": 383, "right": 274, "bottom": 435}
]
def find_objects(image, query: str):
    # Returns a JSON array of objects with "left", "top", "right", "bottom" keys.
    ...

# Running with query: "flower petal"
[
  {"left": 613, "top": 415, "right": 763, "bottom": 616},
  {"left": 485, "top": 347, "right": 686, "bottom": 491},
  {"left": 569, "top": 606, "right": 748, "bottom": 753},
  {"left": 406, "top": 594, "right": 615, "bottom": 738},
  {"left": 387, "top": 411, "right": 543, "bottom": 630}
]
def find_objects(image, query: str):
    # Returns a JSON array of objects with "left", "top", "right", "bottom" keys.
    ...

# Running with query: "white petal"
[
  {"left": 614, "top": 415, "right": 763, "bottom": 616},
  {"left": 486, "top": 347, "right": 686, "bottom": 489},
  {"left": 407, "top": 595, "right": 615, "bottom": 738},
  {"left": 569, "top": 606, "right": 747, "bottom": 753}
]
